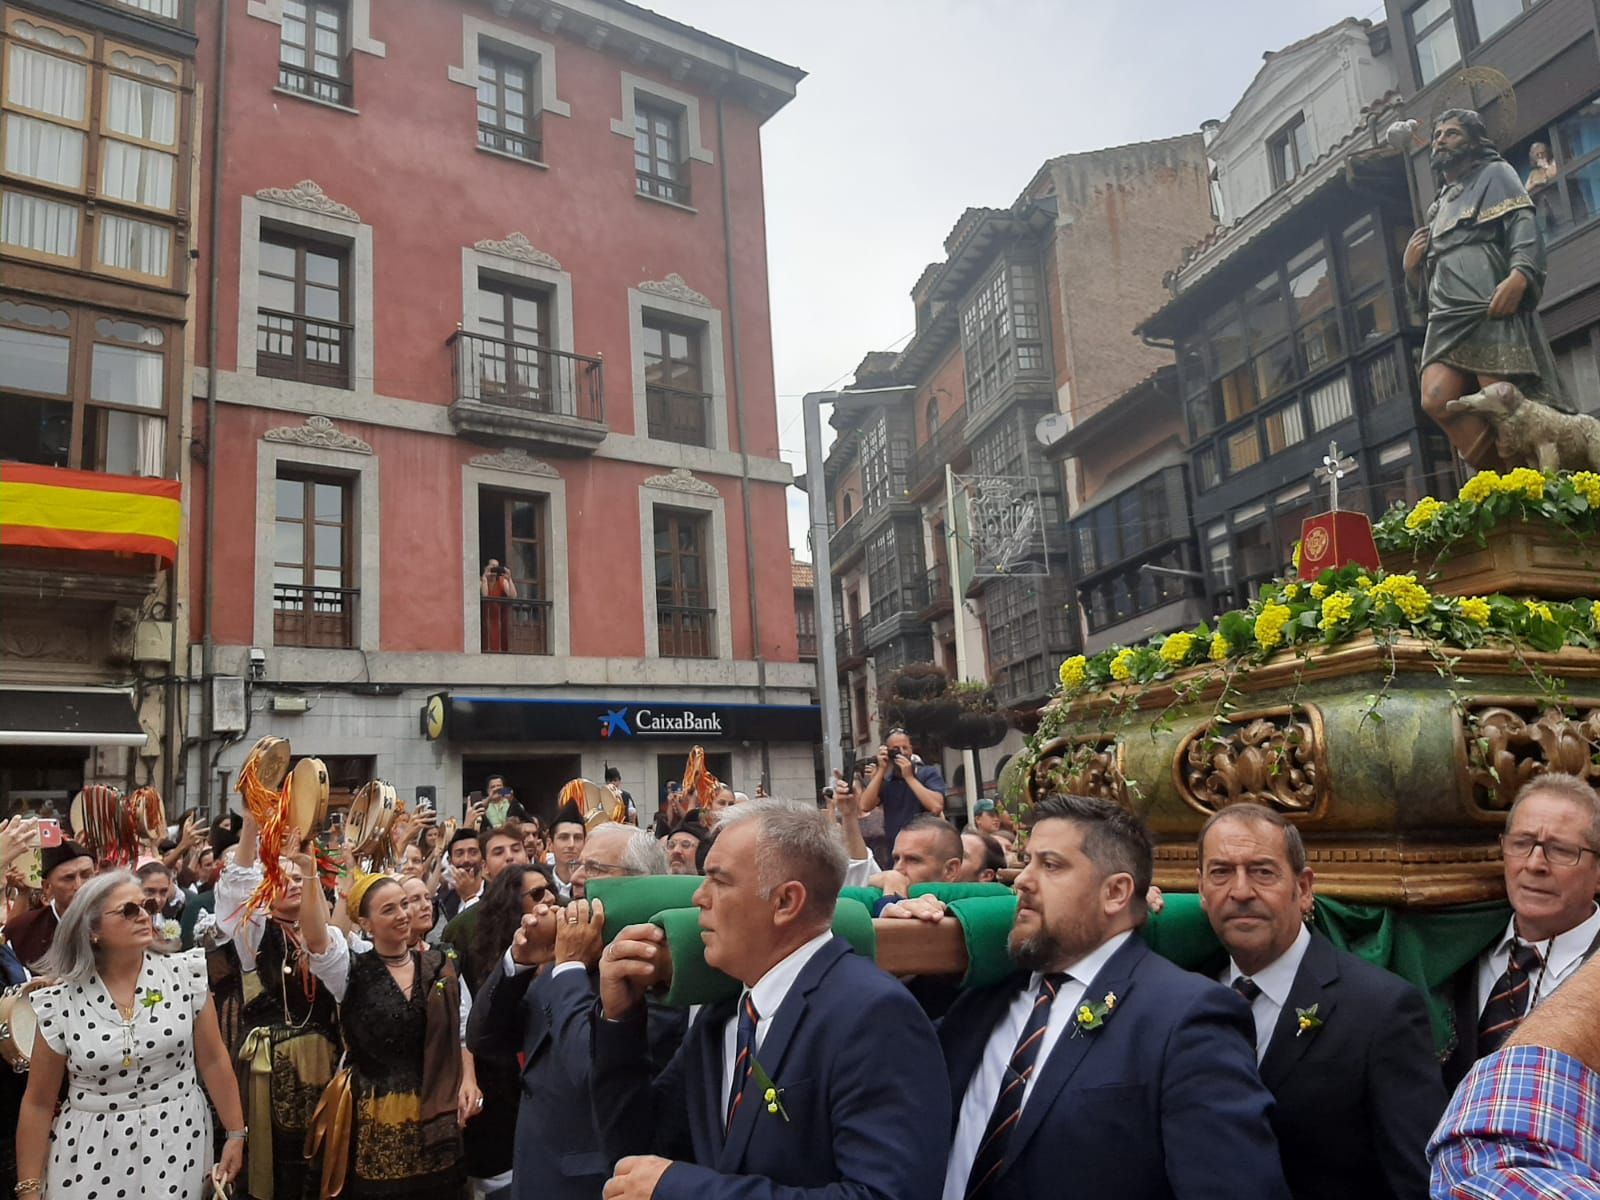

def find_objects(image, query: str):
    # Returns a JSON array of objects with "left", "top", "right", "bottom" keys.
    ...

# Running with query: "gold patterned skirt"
[{"left": 346, "top": 1086, "right": 464, "bottom": 1199}]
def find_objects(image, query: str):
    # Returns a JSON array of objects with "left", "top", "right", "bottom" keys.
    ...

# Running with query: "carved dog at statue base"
[{"left": 1447, "top": 381, "right": 1600, "bottom": 472}]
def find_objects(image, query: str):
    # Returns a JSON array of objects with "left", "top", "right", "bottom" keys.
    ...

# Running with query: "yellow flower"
[
  {"left": 1109, "top": 648, "right": 1136, "bottom": 682},
  {"left": 1058, "top": 655, "right": 1087, "bottom": 693},
  {"left": 1459, "top": 470, "right": 1502, "bottom": 504},
  {"left": 1283, "top": 583, "right": 1301, "bottom": 600},
  {"left": 1209, "top": 634, "right": 1230, "bottom": 662},
  {"left": 1159, "top": 632, "right": 1195, "bottom": 666},
  {"left": 1309, "top": 582, "right": 1327, "bottom": 600},
  {"left": 1525, "top": 599, "right": 1555, "bottom": 623},
  {"left": 1291, "top": 541, "right": 1301, "bottom": 569},
  {"left": 1594, "top": 604, "right": 1600, "bottom": 633},
  {"left": 1298, "top": 1015, "right": 1313, "bottom": 1032},
  {"left": 1404, "top": 496, "right": 1446, "bottom": 530},
  {"left": 767, "top": 1103, "right": 779, "bottom": 1115},
  {"left": 1254, "top": 602, "right": 1291, "bottom": 650},
  {"left": 1458, "top": 596, "right": 1491, "bottom": 627},
  {"left": 1318, "top": 590, "right": 1355, "bottom": 632},
  {"left": 1356, "top": 575, "right": 1373, "bottom": 590},
  {"left": 1371, "top": 573, "right": 1431, "bottom": 621},
  {"left": 1077, "top": 1005, "right": 1094, "bottom": 1025},
  {"left": 1499, "top": 467, "right": 1547, "bottom": 501},
  {"left": 764, "top": 1087, "right": 776, "bottom": 1102},
  {"left": 1572, "top": 471, "right": 1600, "bottom": 508}
]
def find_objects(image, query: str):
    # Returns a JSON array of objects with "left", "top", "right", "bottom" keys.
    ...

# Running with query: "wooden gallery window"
[
  {"left": 654, "top": 508, "right": 712, "bottom": 658},
  {"left": 278, "top": 0, "right": 351, "bottom": 106},
  {"left": 274, "top": 472, "right": 355, "bottom": 648},
  {"left": 478, "top": 488, "right": 550, "bottom": 656},
  {"left": 634, "top": 97, "right": 687, "bottom": 204},
  {"left": 257, "top": 229, "right": 351, "bottom": 388},
  {"left": 643, "top": 314, "right": 710, "bottom": 447},
  {"left": 477, "top": 47, "right": 539, "bottom": 161}
]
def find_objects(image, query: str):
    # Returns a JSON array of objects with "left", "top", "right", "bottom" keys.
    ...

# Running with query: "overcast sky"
[{"left": 645, "top": 0, "right": 1381, "bottom": 558}]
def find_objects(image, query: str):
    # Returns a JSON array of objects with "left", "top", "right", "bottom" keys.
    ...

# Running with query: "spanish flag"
[{"left": 0, "top": 464, "right": 181, "bottom": 563}]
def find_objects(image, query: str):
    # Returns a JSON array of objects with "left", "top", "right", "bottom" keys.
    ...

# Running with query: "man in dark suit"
[
  {"left": 938, "top": 794, "right": 1288, "bottom": 1200},
  {"left": 1443, "top": 772, "right": 1600, "bottom": 1089},
  {"left": 1197, "top": 803, "right": 1445, "bottom": 1200},
  {"left": 466, "top": 824, "right": 681, "bottom": 1200},
  {"left": 3, "top": 841, "right": 94, "bottom": 968},
  {"left": 593, "top": 798, "right": 950, "bottom": 1199}
]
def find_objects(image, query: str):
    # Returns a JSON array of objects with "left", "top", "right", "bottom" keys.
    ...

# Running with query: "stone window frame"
[
  {"left": 460, "top": 242, "right": 574, "bottom": 355},
  {"left": 628, "top": 285, "right": 727, "bottom": 452},
  {"left": 446, "top": 16, "right": 570, "bottom": 164},
  {"left": 638, "top": 481, "right": 732, "bottom": 661},
  {"left": 245, "top": 0, "right": 385, "bottom": 58},
  {"left": 609, "top": 72, "right": 714, "bottom": 166},
  {"left": 236, "top": 188, "right": 375, "bottom": 399},
  {"left": 253, "top": 438, "right": 380, "bottom": 654},
  {"left": 460, "top": 462, "right": 571, "bottom": 657}
]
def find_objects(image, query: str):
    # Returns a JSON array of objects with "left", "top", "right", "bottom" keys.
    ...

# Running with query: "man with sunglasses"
[
  {"left": 1445, "top": 773, "right": 1600, "bottom": 1089},
  {"left": 466, "top": 823, "right": 681, "bottom": 1200}
]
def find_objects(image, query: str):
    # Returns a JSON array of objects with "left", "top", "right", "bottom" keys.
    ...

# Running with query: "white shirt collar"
[
  {"left": 1041, "top": 929, "right": 1134, "bottom": 993},
  {"left": 1227, "top": 923, "right": 1311, "bottom": 1010},
  {"left": 748, "top": 928, "right": 835, "bottom": 1023},
  {"left": 1498, "top": 903, "right": 1600, "bottom": 973}
]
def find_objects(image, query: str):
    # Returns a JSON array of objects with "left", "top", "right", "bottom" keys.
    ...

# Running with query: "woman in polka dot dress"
[{"left": 14, "top": 871, "right": 247, "bottom": 1200}]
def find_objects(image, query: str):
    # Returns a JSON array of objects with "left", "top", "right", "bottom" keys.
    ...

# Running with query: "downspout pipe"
[
  {"left": 199, "top": 0, "right": 228, "bottom": 816},
  {"left": 716, "top": 49, "right": 772, "bottom": 790}
]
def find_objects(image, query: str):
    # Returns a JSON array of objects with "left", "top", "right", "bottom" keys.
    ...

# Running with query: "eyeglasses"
[
  {"left": 523, "top": 886, "right": 555, "bottom": 903},
  {"left": 577, "top": 859, "right": 644, "bottom": 878},
  {"left": 1501, "top": 833, "right": 1598, "bottom": 867},
  {"left": 103, "top": 901, "right": 147, "bottom": 921},
  {"left": 141, "top": 898, "right": 163, "bottom": 914}
]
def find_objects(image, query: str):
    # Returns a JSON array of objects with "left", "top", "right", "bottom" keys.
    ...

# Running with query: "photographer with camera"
[
  {"left": 857, "top": 727, "right": 946, "bottom": 853},
  {"left": 480, "top": 558, "right": 519, "bottom": 654}
]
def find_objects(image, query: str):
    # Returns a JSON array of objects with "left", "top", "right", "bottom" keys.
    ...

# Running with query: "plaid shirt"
[{"left": 1430, "top": 1045, "right": 1600, "bottom": 1198}]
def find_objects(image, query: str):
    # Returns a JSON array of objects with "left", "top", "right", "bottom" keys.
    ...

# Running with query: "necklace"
[
  {"left": 113, "top": 995, "right": 140, "bottom": 1069},
  {"left": 377, "top": 948, "right": 411, "bottom": 966}
]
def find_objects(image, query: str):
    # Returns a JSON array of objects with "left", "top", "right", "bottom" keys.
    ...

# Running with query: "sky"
[{"left": 642, "top": 0, "right": 1382, "bottom": 558}]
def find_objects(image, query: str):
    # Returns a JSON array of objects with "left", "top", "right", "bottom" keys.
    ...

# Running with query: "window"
[
  {"left": 478, "top": 488, "right": 549, "bottom": 655},
  {"left": 1288, "top": 242, "right": 1341, "bottom": 373},
  {"left": 278, "top": 0, "right": 350, "bottom": 106},
  {"left": 474, "top": 277, "right": 551, "bottom": 404},
  {"left": 860, "top": 416, "right": 911, "bottom": 515},
  {"left": 1268, "top": 114, "right": 1313, "bottom": 189},
  {"left": 1341, "top": 216, "right": 1396, "bottom": 346},
  {"left": 986, "top": 575, "right": 1076, "bottom": 705},
  {"left": 256, "top": 229, "right": 351, "bottom": 388},
  {"left": 0, "top": 299, "right": 169, "bottom": 476},
  {"left": 1472, "top": 0, "right": 1529, "bottom": 43},
  {"left": 960, "top": 261, "right": 1046, "bottom": 410},
  {"left": 634, "top": 98, "right": 687, "bottom": 204},
  {"left": 1515, "top": 94, "right": 1600, "bottom": 239},
  {"left": 111, "top": 0, "right": 181, "bottom": 19},
  {"left": 1408, "top": 0, "right": 1461, "bottom": 87},
  {"left": 1, "top": 16, "right": 181, "bottom": 284},
  {"left": 654, "top": 509, "right": 712, "bottom": 657},
  {"left": 476, "top": 47, "right": 539, "bottom": 161},
  {"left": 1307, "top": 374, "right": 1354, "bottom": 432},
  {"left": 273, "top": 472, "right": 355, "bottom": 648},
  {"left": 1552, "top": 326, "right": 1600, "bottom": 418},
  {"left": 925, "top": 395, "right": 940, "bottom": 440},
  {"left": 643, "top": 314, "right": 709, "bottom": 446}
]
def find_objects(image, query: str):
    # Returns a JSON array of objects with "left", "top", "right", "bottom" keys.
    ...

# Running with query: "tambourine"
[
  {"left": 129, "top": 786, "right": 165, "bottom": 843},
  {"left": 347, "top": 781, "right": 398, "bottom": 865},
  {"left": 0, "top": 979, "right": 50, "bottom": 1073},
  {"left": 70, "top": 784, "right": 122, "bottom": 860},
  {"left": 557, "top": 779, "right": 625, "bottom": 830},
  {"left": 287, "top": 758, "right": 330, "bottom": 836}
]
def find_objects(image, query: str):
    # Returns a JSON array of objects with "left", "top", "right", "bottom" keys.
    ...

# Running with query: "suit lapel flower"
[
  {"left": 1294, "top": 1003, "right": 1323, "bottom": 1037},
  {"left": 1072, "top": 991, "right": 1117, "bottom": 1037},
  {"left": 749, "top": 1054, "right": 788, "bottom": 1122}
]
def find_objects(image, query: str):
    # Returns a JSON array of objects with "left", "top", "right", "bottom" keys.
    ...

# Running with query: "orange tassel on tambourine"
[
  {"left": 235, "top": 736, "right": 294, "bottom": 916},
  {"left": 73, "top": 784, "right": 128, "bottom": 866},
  {"left": 679, "top": 746, "right": 720, "bottom": 823},
  {"left": 557, "top": 779, "right": 625, "bottom": 830},
  {"left": 129, "top": 786, "right": 166, "bottom": 847}
]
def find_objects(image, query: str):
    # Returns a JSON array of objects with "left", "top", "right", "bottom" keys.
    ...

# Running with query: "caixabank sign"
[{"left": 422, "top": 694, "right": 820, "bottom": 743}]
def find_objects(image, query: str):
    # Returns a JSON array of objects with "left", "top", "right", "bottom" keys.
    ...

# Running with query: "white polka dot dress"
[{"left": 32, "top": 949, "right": 214, "bottom": 1200}]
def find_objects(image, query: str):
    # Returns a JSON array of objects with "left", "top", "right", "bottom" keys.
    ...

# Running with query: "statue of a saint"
[{"left": 1406, "top": 109, "right": 1567, "bottom": 468}]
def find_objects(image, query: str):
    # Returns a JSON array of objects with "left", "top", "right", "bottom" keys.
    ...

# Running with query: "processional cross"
[{"left": 1312, "top": 441, "right": 1359, "bottom": 511}]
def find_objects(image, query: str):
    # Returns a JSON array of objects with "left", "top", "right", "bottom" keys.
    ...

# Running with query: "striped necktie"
[
  {"left": 1478, "top": 941, "right": 1544, "bottom": 1055},
  {"left": 726, "top": 992, "right": 761, "bottom": 1131},
  {"left": 964, "top": 972, "right": 1068, "bottom": 1200},
  {"left": 1232, "top": 976, "right": 1262, "bottom": 1003}
]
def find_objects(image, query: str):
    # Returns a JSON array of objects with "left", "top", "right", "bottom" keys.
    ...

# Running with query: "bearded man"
[{"left": 1406, "top": 108, "right": 1567, "bottom": 468}]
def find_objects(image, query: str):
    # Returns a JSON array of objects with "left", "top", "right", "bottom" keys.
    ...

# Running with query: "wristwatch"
[{"left": 224, "top": 1127, "right": 248, "bottom": 1142}]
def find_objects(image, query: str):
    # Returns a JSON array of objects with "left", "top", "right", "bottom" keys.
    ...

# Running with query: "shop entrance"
[
  {"left": 460, "top": 754, "right": 582, "bottom": 825},
  {"left": 655, "top": 751, "right": 732, "bottom": 819},
  {"left": 1, "top": 746, "right": 86, "bottom": 818}
]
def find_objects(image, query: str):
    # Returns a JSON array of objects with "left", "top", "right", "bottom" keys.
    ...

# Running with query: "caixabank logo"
[
  {"left": 599, "top": 707, "right": 724, "bottom": 737},
  {"left": 598, "top": 709, "right": 632, "bottom": 738}
]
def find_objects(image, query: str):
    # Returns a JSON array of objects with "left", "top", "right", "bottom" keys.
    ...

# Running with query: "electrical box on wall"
[
  {"left": 212, "top": 676, "right": 247, "bottom": 734},
  {"left": 271, "top": 695, "right": 310, "bottom": 714},
  {"left": 134, "top": 621, "right": 173, "bottom": 663}
]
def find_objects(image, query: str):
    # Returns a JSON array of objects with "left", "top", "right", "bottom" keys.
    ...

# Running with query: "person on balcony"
[{"left": 479, "top": 559, "right": 518, "bottom": 653}]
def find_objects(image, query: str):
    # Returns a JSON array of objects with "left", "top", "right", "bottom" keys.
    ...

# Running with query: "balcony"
[
  {"left": 919, "top": 560, "right": 954, "bottom": 620},
  {"left": 797, "top": 630, "right": 818, "bottom": 659},
  {"left": 906, "top": 410, "right": 970, "bottom": 499},
  {"left": 274, "top": 584, "right": 357, "bottom": 649},
  {"left": 867, "top": 581, "right": 930, "bottom": 639},
  {"left": 836, "top": 621, "right": 867, "bottom": 673},
  {"left": 480, "top": 596, "right": 552, "bottom": 655},
  {"left": 647, "top": 385, "right": 713, "bottom": 448},
  {"left": 448, "top": 331, "right": 607, "bottom": 454},
  {"left": 830, "top": 513, "right": 864, "bottom": 572},
  {"left": 659, "top": 605, "right": 715, "bottom": 658}
]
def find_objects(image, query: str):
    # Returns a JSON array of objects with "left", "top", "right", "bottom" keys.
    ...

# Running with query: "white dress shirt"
[
  {"left": 1476, "top": 902, "right": 1600, "bottom": 1016},
  {"left": 719, "top": 929, "right": 836, "bottom": 1117},
  {"left": 941, "top": 930, "right": 1133, "bottom": 1200},
  {"left": 1219, "top": 923, "right": 1311, "bottom": 1063}
]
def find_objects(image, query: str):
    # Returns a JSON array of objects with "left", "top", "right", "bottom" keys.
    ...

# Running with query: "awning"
[{"left": 0, "top": 688, "right": 148, "bottom": 747}]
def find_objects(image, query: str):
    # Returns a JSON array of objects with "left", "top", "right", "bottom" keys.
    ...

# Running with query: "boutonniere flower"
[
  {"left": 140, "top": 990, "right": 164, "bottom": 1010},
  {"left": 1295, "top": 1004, "right": 1323, "bottom": 1037},
  {"left": 749, "top": 1055, "right": 788, "bottom": 1122},
  {"left": 1072, "top": 991, "right": 1117, "bottom": 1037},
  {"left": 161, "top": 919, "right": 181, "bottom": 941}
]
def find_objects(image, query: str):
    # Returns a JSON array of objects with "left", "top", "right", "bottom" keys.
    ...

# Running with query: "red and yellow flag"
[{"left": 0, "top": 464, "right": 181, "bottom": 562}]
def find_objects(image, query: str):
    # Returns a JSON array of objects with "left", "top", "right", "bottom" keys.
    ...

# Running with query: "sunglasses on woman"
[{"left": 103, "top": 901, "right": 148, "bottom": 921}]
